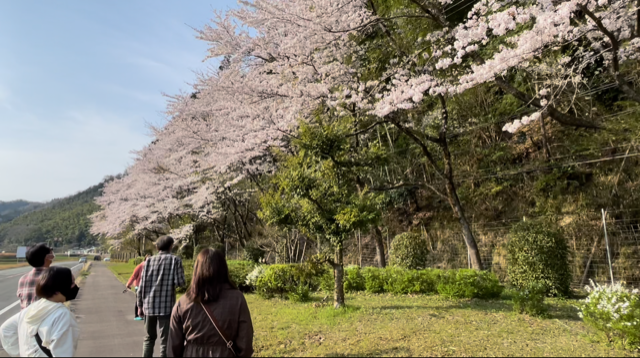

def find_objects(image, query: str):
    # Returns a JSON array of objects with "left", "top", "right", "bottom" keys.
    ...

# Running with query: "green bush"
[
  {"left": 320, "top": 270, "right": 334, "bottom": 293},
  {"left": 243, "top": 244, "right": 266, "bottom": 263},
  {"left": 389, "top": 232, "right": 430, "bottom": 270},
  {"left": 177, "top": 260, "right": 194, "bottom": 294},
  {"left": 227, "top": 261, "right": 257, "bottom": 291},
  {"left": 288, "top": 285, "right": 312, "bottom": 303},
  {"left": 384, "top": 268, "right": 441, "bottom": 295},
  {"left": 128, "top": 257, "right": 144, "bottom": 266},
  {"left": 362, "top": 267, "right": 386, "bottom": 294},
  {"left": 437, "top": 270, "right": 504, "bottom": 299},
  {"left": 512, "top": 282, "right": 548, "bottom": 317},
  {"left": 245, "top": 265, "right": 266, "bottom": 287},
  {"left": 255, "top": 263, "right": 327, "bottom": 300},
  {"left": 344, "top": 266, "right": 366, "bottom": 292},
  {"left": 507, "top": 221, "right": 571, "bottom": 296}
]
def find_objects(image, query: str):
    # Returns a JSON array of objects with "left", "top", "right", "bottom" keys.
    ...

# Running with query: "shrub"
[
  {"left": 227, "top": 260, "right": 257, "bottom": 291},
  {"left": 437, "top": 270, "right": 504, "bottom": 299},
  {"left": 255, "top": 263, "right": 327, "bottom": 300},
  {"left": 243, "top": 244, "right": 266, "bottom": 263},
  {"left": 385, "top": 268, "right": 441, "bottom": 295},
  {"left": 177, "top": 260, "right": 194, "bottom": 294},
  {"left": 389, "top": 232, "right": 430, "bottom": 270},
  {"left": 319, "top": 270, "right": 334, "bottom": 293},
  {"left": 362, "top": 267, "right": 387, "bottom": 294},
  {"left": 577, "top": 281, "right": 640, "bottom": 350},
  {"left": 344, "top": 266, "right": 366, "bottom": 292},
  {"left": 128, "top": 257, "right": 144, "bottom": 266},
  {"left": 245, "top": 265, "right": 266, "bottom": 288},
  {"left": 512, "top": 282, "right": 548, "bottom": 317},
  {"left": 288, "top": 285, "right": 312, "bottom": 302},
  {"left": 507, "top": 221, "right": 571, "bottom": 296}
]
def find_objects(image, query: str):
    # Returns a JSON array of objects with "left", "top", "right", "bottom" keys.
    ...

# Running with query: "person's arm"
[
  {"left": 137, "top": 261, "right": 148, "bottom": 316},
  {"left": 167, "top": 300, "right": 185, "bottom": 357},
  {"left": 0, "top": 311, "right": 20, "bottom": 357},
  {"left": 127, "top": 264, "right": 142, "bottom": 289},
  {"left": 235, "top": 295, "right": 254, "bottom": 357},
  {"left": 126, "top": 267, "right": 137, "bottom": 289},
  {"left": 174, "top": 258, "right": 186, "bottom": 289}
]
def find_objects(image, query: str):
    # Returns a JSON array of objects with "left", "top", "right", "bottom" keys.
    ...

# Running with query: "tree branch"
[{"left": 579, "top": 4, "right": 640, "bottom": 104}]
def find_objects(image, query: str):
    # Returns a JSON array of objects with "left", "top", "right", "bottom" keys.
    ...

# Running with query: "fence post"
[{"left": 601, "top": 209, "right": 615, "bottom": 285}]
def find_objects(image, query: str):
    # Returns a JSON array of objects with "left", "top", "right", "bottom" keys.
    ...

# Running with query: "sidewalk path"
[{"left": 74, "top": 263, "right": 159, "bottom": 357}]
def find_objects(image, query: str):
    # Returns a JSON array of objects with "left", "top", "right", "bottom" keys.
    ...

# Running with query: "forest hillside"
[{"left": 0, "top": 183, "right": 105, "bottom": 250}]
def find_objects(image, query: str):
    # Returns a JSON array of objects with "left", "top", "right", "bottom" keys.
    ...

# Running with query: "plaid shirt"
[
  {"left": 137, "top": 252, "right": 186, "bottom": 316},
  {"left": 17, "top": 268, "right": 46, "bottom": 309}
]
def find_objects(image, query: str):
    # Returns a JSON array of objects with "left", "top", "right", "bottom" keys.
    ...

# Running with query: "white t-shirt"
[{"left": 0, "top": 300, "right": 79, "bottom": 357}]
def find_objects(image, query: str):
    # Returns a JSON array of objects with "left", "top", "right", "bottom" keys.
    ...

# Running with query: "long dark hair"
[{"left": 187, "top": 248, "right": 237, "bottom": 303}]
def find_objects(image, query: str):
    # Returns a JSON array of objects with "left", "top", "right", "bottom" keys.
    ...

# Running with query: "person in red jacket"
[{"left": 127, "top": 255, "right": 150, "bottom": 321}]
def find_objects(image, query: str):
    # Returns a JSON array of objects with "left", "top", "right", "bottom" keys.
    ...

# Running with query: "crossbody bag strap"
[
  {"left": 35, "top": 332, "right": 53, "bottom": 358},
  {"left": 200, "top": 302, "right": 237, "bottom": 357}
]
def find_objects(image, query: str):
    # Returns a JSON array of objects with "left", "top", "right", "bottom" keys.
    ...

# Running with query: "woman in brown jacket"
[{"left": 168, "top": 248, "right": 254, "bottom": 357}]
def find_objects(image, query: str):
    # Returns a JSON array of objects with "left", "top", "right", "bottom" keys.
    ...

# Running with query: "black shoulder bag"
[{"left": 35, "top": 332, "right": 53, "bottom": 358}]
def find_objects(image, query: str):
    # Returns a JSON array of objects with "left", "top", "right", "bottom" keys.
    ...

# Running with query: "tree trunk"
[
  {"left": 333, "top": 247, "right": 345, "bottom": 308},
  {"left": 539, "top": 115, "right": 552, "bottom": 159},
  {"left": 442, "top": 174, "right": 483, "bottom": 270},
  {"left": 438, "top": 95, "right": 483, "bottom": 270},
  {"left": 373, "top": 227, "right": 387, "bottom": 268}
]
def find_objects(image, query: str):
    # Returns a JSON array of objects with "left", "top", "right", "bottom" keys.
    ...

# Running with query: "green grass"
[
  {"left": 104, "top": 263, "right": 633, "bottom": 356},
  {"left": 106, "top": 262, "right": 135, "bottom": 286},
  {"left": 246, "top": 293, "right": 636, "bottom": 357}
]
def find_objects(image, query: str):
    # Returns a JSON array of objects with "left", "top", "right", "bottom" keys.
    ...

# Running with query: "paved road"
[
  {"left": 74, "top": 263, "right": 159, "bottom": 357},
  {"left": 0, "top": 262, "right": 83, "bottom": 357}
]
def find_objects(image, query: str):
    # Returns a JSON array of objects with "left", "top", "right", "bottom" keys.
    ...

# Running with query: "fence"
[
  {"left": 109, "top": 209, "right": 640, "bottom": 289},
  {"left": 111, "top": 252, "right": 138, "bottom": 262},
  {"left": 340, "top": 209, "right": 640, "bottom": 289}
]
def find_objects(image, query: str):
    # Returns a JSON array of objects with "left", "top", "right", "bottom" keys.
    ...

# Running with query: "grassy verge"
[
  {"left": 106, "top": 262, "right": 134, "bottom": 286},
  {"left": 0, "top": 262, "right": 30, "bottom": 270},
  {"left": 102, "top": 264, "right": 631, "bottom": 356},
  {"left": 247, "top": 293, "right": 634, "bottom": 357}
]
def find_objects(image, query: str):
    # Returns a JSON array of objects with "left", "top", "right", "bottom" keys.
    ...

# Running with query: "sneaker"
[{"left": 134, "top": 317, "right": 143, "bottom": 321}]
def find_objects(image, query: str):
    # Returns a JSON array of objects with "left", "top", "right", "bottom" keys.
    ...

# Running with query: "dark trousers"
[
  {"left": 143, "top": 315, "right": 170, "bottom": 357},
  {"left": 135, "top": 302, "right": 139, "bottom": 318}
]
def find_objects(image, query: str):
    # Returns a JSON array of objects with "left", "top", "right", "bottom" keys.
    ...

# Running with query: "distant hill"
[
  {"left": 0, "top": 183, "right": 105, "bottom": 250},
  {"left": 0, "top": 200, "right": 45, "bottom": 224}
]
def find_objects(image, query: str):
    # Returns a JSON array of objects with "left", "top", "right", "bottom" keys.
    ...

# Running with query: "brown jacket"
[{"left": 168, "top": 286, "right": 254, "bottom": 357}]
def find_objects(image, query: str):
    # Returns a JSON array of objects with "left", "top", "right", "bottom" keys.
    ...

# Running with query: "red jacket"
[{"left": 126, "top": 262, "right": 145, "bottom": 288}]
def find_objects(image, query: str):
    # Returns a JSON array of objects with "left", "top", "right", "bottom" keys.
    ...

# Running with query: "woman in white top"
[{"left": 0, "top": 267, "right": 80, "bottom": 357}]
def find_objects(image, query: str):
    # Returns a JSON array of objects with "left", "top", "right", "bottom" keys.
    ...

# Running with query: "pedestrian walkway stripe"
[{"left": 0, "top": 300, "right": 20, "bottom": 317}]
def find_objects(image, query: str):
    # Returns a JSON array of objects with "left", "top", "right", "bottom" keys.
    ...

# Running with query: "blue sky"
[{"left": 0, "top": 0, "right": 238, "bottom": 202}]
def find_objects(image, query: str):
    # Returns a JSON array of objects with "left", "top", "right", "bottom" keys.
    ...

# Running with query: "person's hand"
[
  {"left": 126, "top": 285, "right": 131, "bottom": 290},
  {"left": 138, "top": 307, "right": 144, "bottom": 317}
]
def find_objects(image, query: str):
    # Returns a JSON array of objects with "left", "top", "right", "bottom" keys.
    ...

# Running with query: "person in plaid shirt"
[
  {"left": 137, "top": 236, "right": 186, "bottom": 358},
  {"left": 17, "top": 244, "right": 55, "bottom": 309}
]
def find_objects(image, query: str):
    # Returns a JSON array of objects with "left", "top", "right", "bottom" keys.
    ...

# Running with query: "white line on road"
[
  {"left": 0, "top": 264, "right": 84, "bottom": 319},
  {"left": 0, "top": 301, "right": 20, "bottom": 317},
  {"left": 71, "top": 264, "right": 84, "bottom": 271}
]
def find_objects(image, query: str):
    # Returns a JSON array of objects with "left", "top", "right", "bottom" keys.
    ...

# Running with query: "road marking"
[
  {"left": 0, "top": 301, "right": 20, "bottom": 317},
  {"left": 71, "top": 264, "right": 84, "bottom": 271},
  {"left": 0, "top": 263, "right": 84, "bottom": 319}
]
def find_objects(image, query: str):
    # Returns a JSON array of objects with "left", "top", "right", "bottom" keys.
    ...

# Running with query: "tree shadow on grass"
[
  {"left": 324, "top": 346, "right": 412, "bottom": 357},
  {"left": 372, "top": 300, "right": 583, "bottom": 322}
]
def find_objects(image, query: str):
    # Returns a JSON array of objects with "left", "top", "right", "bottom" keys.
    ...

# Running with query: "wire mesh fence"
[
  {"left": 340, "top": 209, "right": 640, "bottom": 289},
  {"left": 110, "top": 209, "right": 640, "bottom": 289}
]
